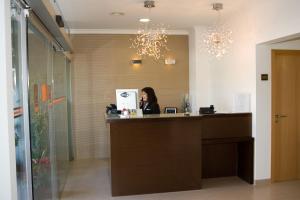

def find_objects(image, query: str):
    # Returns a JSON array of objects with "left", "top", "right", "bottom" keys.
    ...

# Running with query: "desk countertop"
[{"left": 105, "top": 112, "right": 251, "bottom": 123}]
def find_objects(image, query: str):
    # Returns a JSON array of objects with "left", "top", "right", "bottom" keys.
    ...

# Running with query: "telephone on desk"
[
  {"left": 106, "top": 104, "right": 120, "bottom": 114},
  {"left": 199, "top": 105, "right": 216, "bottom": 114}
]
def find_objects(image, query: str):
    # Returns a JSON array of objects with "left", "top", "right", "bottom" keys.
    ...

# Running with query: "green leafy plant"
[
  {"left": 30, "top": 110, "right": 51, "bottom": 191},
  {"left": 31, "top": 111, "right": 48, "bottom": 159}
]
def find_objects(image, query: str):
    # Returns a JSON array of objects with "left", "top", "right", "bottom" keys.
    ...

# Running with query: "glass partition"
[
  {"left": 53, "top": 51, "right": 69, "bottom": 194},
  {"left": 28, "top": 21, "right": 57, "bottom": 199},
  {"left": 66, "top": 60, "right": 74, "bottom": 161},
  {"left": 27, "top": 16, "right": 71, "bottom": 199},
  {"left": 11, "top": 1, "right": 32, "bottom": 199},
  {"left": 11, "top": 3, "right": 72, "bottom": 199}
]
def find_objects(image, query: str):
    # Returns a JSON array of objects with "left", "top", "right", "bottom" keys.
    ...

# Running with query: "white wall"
[
  {"left": 189, "top": 26, "right": 212, "bottom": 113},
  {"left": 0, "top": 0, "right": 17, "bottom": 199},
  {"left": 256, "top": 39, "right": 300, "bottom": 180},
  {"left": 188, "top": 28, "right": 197, "bottom": 112},
  {"left": 190, "top": 0, "right": 300, "bottom": 180}
]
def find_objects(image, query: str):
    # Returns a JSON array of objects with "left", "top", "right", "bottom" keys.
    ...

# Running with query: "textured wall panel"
[{"left": 71, "top": 34, "right": 189, "bottom": 159}]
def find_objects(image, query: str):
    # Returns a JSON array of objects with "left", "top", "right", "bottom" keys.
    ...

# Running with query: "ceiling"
[{"left": 56, "top": 0, "right": 246, "bottom": 31}]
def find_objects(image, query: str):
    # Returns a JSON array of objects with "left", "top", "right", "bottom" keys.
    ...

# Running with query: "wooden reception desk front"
[{"left": 106, "top": 113, "right": 253, "bottom": 196}]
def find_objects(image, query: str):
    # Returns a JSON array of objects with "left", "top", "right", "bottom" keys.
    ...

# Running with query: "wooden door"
[{"left": 271, "top": 50, "right": 300, "bottom": 182}]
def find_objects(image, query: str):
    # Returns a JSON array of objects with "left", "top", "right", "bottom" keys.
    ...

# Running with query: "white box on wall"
[{"left": 232, "top": 93, "right": 251, "bottom": 113}]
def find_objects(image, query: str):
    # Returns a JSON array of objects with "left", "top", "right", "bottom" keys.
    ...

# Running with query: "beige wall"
[{"left": 71, "top": 34, "right": 189, "bottom": 159}]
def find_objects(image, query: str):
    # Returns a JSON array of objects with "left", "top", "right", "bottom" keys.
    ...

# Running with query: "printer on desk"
[{"left": 199, "top": 105, "right": 215, "bottom": 114}]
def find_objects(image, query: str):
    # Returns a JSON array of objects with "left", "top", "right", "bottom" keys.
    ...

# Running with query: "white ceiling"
[{"left": 56, "top": 0, "right": 246, "bottom": 31}]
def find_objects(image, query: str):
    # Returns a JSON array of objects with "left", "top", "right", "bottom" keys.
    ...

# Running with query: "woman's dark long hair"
[{"left": 142, "top": 87, "right": 158, "bottom": 104}]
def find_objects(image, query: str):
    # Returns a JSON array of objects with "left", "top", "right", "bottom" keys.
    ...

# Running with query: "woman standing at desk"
[{"left": 140, "top": 87, "right": 160, "bottom": 114}]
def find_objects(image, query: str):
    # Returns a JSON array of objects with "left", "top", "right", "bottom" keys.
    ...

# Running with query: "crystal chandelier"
[
  {"left": 203, "top": 3, "right": 233, "bottom": 59},
  {"left": 131, "top": 0, "right": 168, "bottom": 60}
]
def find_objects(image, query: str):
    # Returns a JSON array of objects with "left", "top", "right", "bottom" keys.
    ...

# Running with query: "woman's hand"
[{"left": 139, "top": 97, "right": 144, "bottom": 108}]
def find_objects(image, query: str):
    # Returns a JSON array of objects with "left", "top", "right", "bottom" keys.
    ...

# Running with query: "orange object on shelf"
[{"left": 41, "top": 83, "right": 48, "bottom": 102}]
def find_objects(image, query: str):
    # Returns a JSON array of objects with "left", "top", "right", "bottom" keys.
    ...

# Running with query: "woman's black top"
[{"left": 140, "top": 102, "right": 160, "bottom": 114}]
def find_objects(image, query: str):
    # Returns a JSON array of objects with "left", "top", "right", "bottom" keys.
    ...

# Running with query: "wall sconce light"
[
  {"left": 131, "top": 59, "right": 142, "bottom": 64},
  {"left": 165, "top": 58, "right": 176, "bottom": 65}
]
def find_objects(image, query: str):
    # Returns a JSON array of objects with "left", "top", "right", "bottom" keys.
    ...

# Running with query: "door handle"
[{"left": 275, "top": 114, "right": 288, "bottom": 123}]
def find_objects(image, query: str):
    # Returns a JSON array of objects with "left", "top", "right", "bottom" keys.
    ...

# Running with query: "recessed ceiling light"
[
  {"left": 139, "top": 18, "right": 151, "bottom": 23},
  {"left": 110, "top": 12, "right": 125, "bottom": 16}
]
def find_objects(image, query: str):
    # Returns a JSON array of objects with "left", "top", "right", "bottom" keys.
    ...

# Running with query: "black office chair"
[{"left": 164, "top": 107, "right": 177, "bottom": 114}]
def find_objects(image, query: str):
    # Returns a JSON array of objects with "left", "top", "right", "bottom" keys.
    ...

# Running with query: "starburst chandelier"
[
  {"left": 203, "top": 3, "right": 233, "bottom": 59},
  {"left": 130, "top": 0, "right": 168, "bottom": 60}
]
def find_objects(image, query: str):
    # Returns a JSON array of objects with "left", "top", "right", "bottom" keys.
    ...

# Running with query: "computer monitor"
[{"left": 115, "top": 89, "right": 139, "bottom": 110}]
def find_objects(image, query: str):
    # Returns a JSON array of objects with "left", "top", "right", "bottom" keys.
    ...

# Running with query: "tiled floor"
[{"left": 61, "top": 159, "right": 300, "bottom": 200}]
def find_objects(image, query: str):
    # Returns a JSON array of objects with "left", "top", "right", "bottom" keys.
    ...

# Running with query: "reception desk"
[{"left": 106, "top": 113, "right": 253, "bottom": 196}]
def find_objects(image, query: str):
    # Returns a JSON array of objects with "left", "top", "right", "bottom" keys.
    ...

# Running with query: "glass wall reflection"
[
  {"left": 27, "top": 18, "right": 71, "bottom": 199},
  {"left": 28, "top": 21, "right": 55, "bottom": 200},
  {"left": 53, "top": 51, "right": 69, "bottom": 194},
  {"left": 11, "top": 4, "right": 28, "bottom": 199},
  {"left": 11, "top": 2, "right": 72, "bottom": 198}
]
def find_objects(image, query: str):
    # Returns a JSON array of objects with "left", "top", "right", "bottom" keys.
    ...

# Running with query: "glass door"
[
  {"left": 53, "top": 51, "right": 69, "bottom": 195},
  {"left": 11, "top": 1, "right": 32, "bottom": 199},
  {"left": 27, "top": 19, "right": 58, "bottom": 200},
  {"left": 11, "top": 3, "right": 72, "bottom": 199},
  {"left": 66, "top": 59, "right": 74, "bottom": 161}
]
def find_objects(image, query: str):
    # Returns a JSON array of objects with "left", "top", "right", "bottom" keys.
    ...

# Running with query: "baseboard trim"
[{"left": 254, "top": 179, "right": 271, "bottom": 185}]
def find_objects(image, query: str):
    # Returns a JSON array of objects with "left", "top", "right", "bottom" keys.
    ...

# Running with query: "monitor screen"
[{"left": 116, "top": 89, "right": 138, "bottom": 110}]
